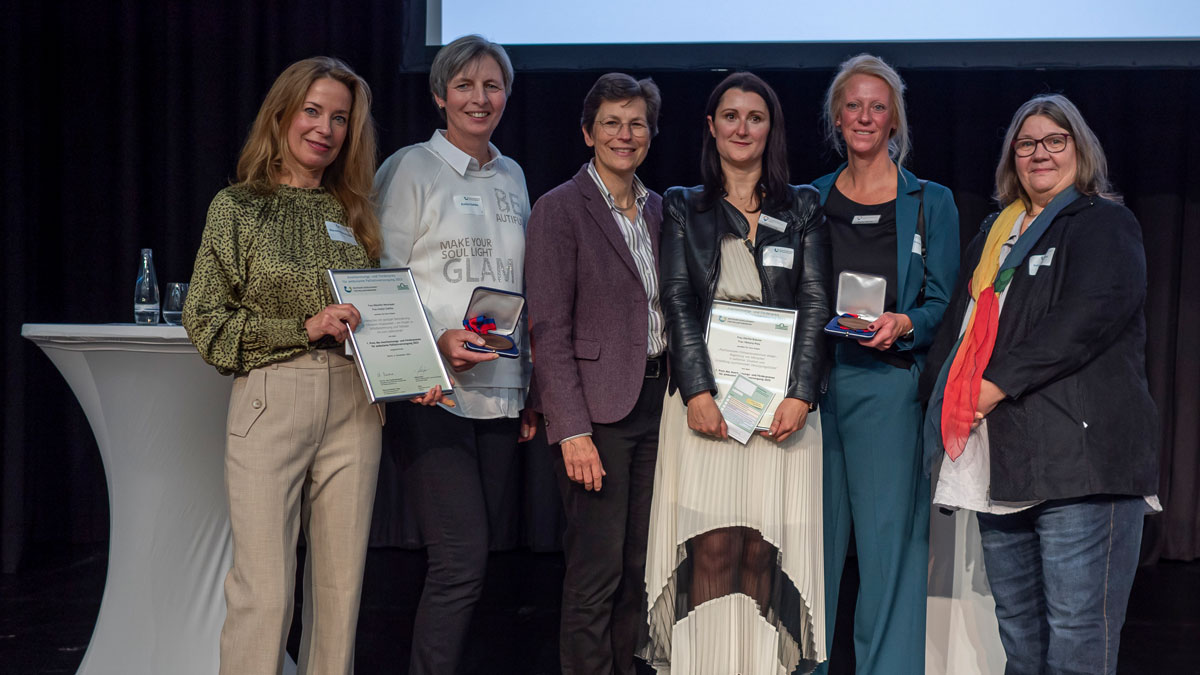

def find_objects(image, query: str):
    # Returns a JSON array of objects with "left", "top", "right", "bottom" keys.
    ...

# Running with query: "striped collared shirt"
[{"left": 586, "top": 160, "right": 666, "bottom": 357}]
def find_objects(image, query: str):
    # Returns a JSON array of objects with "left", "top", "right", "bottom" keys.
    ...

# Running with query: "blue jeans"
[{"left": 976, "top": 495, "right": 1145, "bottom": 675}]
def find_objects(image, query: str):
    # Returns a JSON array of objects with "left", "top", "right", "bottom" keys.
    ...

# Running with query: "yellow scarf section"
[{"left": 969, "top": 201, "right": 1026, "bottom": 302}]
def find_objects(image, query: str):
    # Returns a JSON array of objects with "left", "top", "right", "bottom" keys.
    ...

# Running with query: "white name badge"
[
  {"left": 763, "top": 245, "right": 794, "bottom": 269},
  {"left": 325, "top": 221, "right": 358, "bottom": 245},
  {"left": 758, "top": 213, "right": 788, "bottom": 232},
  {"left": 454, "top": 195, "right": 485, "bottom": 216},
  {"left": 1028, "top": 247, "right": 1056, "bottom": 275},
  {"left": 852, "top": 214, "right": 881, "bottom": 225},
  {"left": 912, "top": 233, "right": 923, "bottom": 255}
]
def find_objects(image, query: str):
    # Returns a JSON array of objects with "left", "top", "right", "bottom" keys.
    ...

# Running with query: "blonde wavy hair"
[
  {"left": 236, "top": 56, "right": 381, "bottom": 259},
  {"left": 822, "top": 53, "right": 911, "bottom": 167}
]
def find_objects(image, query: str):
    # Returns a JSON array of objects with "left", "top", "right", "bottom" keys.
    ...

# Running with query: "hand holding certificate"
[
  {"left": 705, "top": 300, "right": 797, "bottom": 430},
  {"left": 327, "top": 268, "right": 454, "bottom": 404},
  {"left": 719, "top": 375, "right": 775, "bottom": 444}
]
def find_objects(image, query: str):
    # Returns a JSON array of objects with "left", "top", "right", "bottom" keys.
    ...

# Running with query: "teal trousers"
[{"left": 815, "top": 344, "right": 929, "bottom": 675}]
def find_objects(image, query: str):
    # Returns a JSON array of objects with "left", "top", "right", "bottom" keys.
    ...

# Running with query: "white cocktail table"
[{"left": 23, "top": 324, "right": 235, "bottom": 674}]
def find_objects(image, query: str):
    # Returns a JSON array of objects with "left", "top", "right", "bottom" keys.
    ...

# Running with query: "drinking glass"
[{"left": 163, "top": 283, "right": 189, "bottom": 326}]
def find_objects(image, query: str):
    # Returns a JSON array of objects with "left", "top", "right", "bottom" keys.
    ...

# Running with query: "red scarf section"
[{"left": 940, "top": 283, "right": 1000, "bottom": 460}]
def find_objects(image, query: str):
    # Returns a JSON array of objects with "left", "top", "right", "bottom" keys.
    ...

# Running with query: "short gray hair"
[
  {"left": 429, "top": 34, "right": 514, "bottom": 113},
  {"left": 822, "top": 53, "right": 911, "bottom": 167},
  {"left": 994, "top": 93, "right": 1118, "bottom": 208}
]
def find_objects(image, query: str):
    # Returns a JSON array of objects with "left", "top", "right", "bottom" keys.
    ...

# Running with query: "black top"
[
  {"left": 825, "top": 184, "right": 912, "bottom": 368},
  {"left": 825, "top": 184, "right": 898, "bottom": 311}
]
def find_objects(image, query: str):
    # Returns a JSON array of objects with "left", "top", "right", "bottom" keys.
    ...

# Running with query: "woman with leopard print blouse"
[{"left": 183, "top": 57, "right": 439, "bottom": 675}]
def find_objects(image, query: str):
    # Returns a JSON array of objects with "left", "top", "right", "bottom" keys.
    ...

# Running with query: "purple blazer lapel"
[{"left": 570, "top": 165, "right": 641, "bottom": 279}]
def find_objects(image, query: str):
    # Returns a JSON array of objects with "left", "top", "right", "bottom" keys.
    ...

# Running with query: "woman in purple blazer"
[{"left": 524, "top": 72, "right": 665, "bottom": 675}]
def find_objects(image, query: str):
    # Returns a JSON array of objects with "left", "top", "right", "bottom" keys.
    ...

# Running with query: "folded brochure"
[{"left": 718, "top": 374, "right": 776, "bottom": 444}]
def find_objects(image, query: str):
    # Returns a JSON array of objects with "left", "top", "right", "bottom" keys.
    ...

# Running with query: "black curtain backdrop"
[{"left": 3, "top": 1, "right": 1197, "bottom": 573}]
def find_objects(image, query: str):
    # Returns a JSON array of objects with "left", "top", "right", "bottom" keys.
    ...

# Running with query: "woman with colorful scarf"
[
  {"left": 921, "top": 93, "right": 1159, "bottom": 675},
  {"left": 811, "top": 54, "right": 959, "bottom": 675}
]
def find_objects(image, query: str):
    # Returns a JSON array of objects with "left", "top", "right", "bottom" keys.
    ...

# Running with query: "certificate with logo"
[
  {"left": 705, "top": 300, "right": 796, "bottom": 430},
  {"left": 327, "top": 268, "right": 453, "bottom": 404}
]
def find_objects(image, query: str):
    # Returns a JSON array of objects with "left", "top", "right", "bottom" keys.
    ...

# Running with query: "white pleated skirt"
[{"left": 643, "top": 389, "right": 826, "bottom": 674}]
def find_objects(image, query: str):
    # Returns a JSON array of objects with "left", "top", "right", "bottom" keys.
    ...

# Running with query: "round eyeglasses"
[
  {"left": 1013, "top": 132, "right": 1072, "bottom": 157},
  {"left": 596, "top": 119, "right": 649, "bottom": 138}
]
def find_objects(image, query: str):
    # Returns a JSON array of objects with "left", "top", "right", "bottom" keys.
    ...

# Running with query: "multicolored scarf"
[{"left": 939, "top": 187, "right": 1080, "bottom": 461}]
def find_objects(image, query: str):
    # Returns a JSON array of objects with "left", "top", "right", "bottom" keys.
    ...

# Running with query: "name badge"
[
  {"left": 852, "top": 214, "right": 881, "bottom": 225},
  {"left": 912, "top": 233, "right": 923, "bottom": 255},
  {"left": 1028, "top": 247, "right": 1056, "bottom": 275},
  {"left": 325, "top": 221, "right": 358, "bottom": 245},
  {"left": 763, "top": 245, "right": 794, "bottom": 269},
  {"left": 454, "top": 195, "right": 485, "bottom": 216},
  {"left": 758, "top": 213, "right": 788, "bottom": 232}
]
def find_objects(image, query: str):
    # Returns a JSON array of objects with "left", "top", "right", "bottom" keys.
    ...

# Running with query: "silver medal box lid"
[{"left": 834, "top": 270, "right": 886, "bottom": 321}]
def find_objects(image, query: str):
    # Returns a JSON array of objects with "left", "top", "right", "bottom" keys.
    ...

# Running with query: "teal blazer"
[{"left": 813, "top": 164, "right": 960, "bottom": 360}]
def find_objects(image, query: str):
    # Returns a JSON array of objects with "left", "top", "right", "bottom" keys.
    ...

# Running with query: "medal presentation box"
[
  {"left": 824, "top": 270, "right": 886, "bottom": 340},
  {"left": 462, "top": 286, "right": 525, "bottom": 359}
]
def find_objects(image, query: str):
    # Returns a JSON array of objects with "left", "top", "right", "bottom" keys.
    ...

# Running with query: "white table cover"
[{"left": 22, "top": 324, "right": 294, "bottom": 675}]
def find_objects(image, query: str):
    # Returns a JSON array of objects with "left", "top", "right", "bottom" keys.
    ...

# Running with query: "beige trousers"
[{"left": 219, "top": 349, "right": 382, "bottom": 675}]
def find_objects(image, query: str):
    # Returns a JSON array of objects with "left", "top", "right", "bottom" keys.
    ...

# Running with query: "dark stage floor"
[{"left": 1, "top": 545, "right": 1197, "bottom": 674}]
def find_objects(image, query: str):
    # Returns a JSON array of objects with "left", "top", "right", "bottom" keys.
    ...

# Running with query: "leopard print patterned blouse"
[{"left": 183, "top": 184, "right": 378, "bottom": 375}]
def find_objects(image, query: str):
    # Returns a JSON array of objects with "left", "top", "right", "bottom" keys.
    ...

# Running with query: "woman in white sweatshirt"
[{"left": 373, "top": 34, "right": 536, "bottom": 675}]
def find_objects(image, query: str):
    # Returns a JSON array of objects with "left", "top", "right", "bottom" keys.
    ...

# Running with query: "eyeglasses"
[
  {"left": 596, "top": 119, "right": 650, "bottom": 138},
  {"left": 1013, "top": 132, "right": 1072, "bottom": 157}
]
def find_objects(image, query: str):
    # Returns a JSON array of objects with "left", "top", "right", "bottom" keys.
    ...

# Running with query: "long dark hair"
[{"left": 700, "top": 72, "right": 790, "bottom": 213}]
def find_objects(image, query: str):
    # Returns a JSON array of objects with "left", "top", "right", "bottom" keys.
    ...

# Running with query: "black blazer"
[
  {"left": 923, "top": 195, "right": 1158, "bottom": 501},
  {"left": 659, "top": 184, "right": 831, "bottom": 405}
]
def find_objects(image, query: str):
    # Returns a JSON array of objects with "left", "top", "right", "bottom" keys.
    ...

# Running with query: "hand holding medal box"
[
  {"left": 461, "top": 287, "right": 524, "bottom": 359},
  {"left": 824, "top": 270, "right": 887, "bottom": 340}
]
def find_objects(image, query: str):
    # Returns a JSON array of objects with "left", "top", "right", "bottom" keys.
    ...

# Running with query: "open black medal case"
[{"left": 462, "top": 286, "right": 525, "bottom": 359}]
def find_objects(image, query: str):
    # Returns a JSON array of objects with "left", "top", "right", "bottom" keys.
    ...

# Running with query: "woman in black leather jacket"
[{"left": 642, "top": 72, "right": 831, "bottom": 675}]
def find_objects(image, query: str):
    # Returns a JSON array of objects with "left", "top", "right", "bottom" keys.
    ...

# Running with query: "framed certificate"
[
  {"left": 327, "top": 268, "right": 453, "bottom": 404},
  {"left": 705, "top": 300, "right": 797, "bottom": 429}
]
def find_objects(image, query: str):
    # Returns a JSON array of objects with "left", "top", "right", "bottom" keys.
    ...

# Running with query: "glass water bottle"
[{"left": 134, "top": 248, "right": 160, "bottom": 324}]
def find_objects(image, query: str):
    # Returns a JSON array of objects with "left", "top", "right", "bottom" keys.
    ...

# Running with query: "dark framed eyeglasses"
[
  {"left": 596, "top": 119, "right": 650, "bottom": 138},
  {"left": 1013, "top": 132, "right": 1072, "bottom": 157}
]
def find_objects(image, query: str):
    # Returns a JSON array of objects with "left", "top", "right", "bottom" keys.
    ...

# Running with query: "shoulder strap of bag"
[{"left": 916, "top": 179, "right": 927, "bottom": 305}]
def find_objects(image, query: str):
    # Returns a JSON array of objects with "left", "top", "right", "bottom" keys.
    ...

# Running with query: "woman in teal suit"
[{"left": 812, "top": 54, "right": 959, "bottom": 674}]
